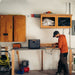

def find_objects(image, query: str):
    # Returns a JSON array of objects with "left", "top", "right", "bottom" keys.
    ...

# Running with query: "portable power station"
[{"left": 28, "top": 39, "right": 40, "bottom": 49}]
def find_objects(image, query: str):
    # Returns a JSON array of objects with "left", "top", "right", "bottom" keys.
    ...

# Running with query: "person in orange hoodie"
[{"left": 53, "top": 31, "right": 69, "bottom": 75}]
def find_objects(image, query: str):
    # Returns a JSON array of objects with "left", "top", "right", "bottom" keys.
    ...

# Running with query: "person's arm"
[
  {"left": 52, "top": 43, "right": 58, "bottom": 45},
  {"left": 58, "top": 36, "right": 62, "bottom": 49}
]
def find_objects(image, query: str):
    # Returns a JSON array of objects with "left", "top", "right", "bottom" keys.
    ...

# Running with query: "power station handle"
[{"left": 3, "top": 33, "right": 8, "bottom": 36}]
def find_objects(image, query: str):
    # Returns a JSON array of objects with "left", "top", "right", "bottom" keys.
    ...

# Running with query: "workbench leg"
[
  {"left": 12, "top": 50, "right": 15, "bottom": 75},
  {"left": 5, "top": 47, "right": 8, "bottom": 56},
  {"left": 69, "top": 49, "right": 72, "bottom": 75},
  {"left": 41, "top": 50, "right": 43, "bottom": 71}
]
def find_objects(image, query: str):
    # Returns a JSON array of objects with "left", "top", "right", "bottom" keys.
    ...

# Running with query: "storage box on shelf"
[{"left": 41, "top": 14, "right": 72, "bottom": 28}]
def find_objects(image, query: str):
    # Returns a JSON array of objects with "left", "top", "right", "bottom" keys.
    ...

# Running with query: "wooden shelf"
[{"left": 41, "top": 14, "right": 72, "bottom": 28}]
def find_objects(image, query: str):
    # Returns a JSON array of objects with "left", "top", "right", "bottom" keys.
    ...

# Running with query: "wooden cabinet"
[
  {"left": 0, "top": 15, "right": 13, "bottom": 42},
  {"left": 14, "top": 15, "right": 26, "bottom": 42},
  {"left": 41, "top": 14, "right": 72, "bottom": 28},
  {"left": 0, "top": 15, "right": 26, "bottom": 42},
  {"left": 0, "top": 18, "right": 1, "bottom": 41}
]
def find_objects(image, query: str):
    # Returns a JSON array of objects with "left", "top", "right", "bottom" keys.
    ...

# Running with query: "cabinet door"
[
  {"left": 0, "top": 15, "right": 13, "bottom": 42},
  {"left": 57, "top": 15, "right": 72, "bottom": 28},
  {"left": 14, "top": 15, "right": 26, "bottom": 42},
  {"left": 41, "top": 14, "right": 57, "bottom": 28}
]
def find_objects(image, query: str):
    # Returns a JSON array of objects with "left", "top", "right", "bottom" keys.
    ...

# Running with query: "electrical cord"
[
  {"left": 45, "top": 46, "right": 58, "bottom": 55},
  {"left": 45, "top": 48, "right": 53, "bottom": 55}
]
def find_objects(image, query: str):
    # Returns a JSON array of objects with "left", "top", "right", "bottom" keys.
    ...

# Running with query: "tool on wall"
[
  {"left": 31, "top": 11, "right": 53, "bottom": 18},
  {"left": 16, "top": 51, "right": 20, "bottom": 69},
  {"left": 31, "top": 14, "right": 41, "bottom": 18}
]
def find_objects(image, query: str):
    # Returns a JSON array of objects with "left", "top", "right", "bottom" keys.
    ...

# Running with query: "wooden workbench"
[
  {"left": 11, "top": 48, "right": 72, "bottom": 75},
  {"left": 11, "top": 47, "right": 59, "bottom": 75}
]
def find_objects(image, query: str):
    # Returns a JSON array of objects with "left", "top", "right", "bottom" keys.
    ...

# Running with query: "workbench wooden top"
[{"left": 11, "top": 47, "right": 59, "bottom": 51}]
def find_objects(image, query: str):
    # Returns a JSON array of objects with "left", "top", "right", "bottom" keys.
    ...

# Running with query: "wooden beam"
[
  {"left": 69, "top": 49, "right": 72, "bottom": 75},
  {"left": 5, "top": 47, "right": 8, "bottom": 56},
  {"left": 41, "top": 50, "right": 43, "bottom": 71},
  {"left": 12, "top": 50, "right": 15, "bottom": 75}
]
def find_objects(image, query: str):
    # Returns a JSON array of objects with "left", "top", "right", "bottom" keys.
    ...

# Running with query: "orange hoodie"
[{"left": 58, "top": 35, "right": 68, "bottom": 53}]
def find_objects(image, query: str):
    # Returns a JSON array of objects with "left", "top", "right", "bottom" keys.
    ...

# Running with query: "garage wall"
[{"left": 0, "top": 0, "right": 75, "bottom": 70}]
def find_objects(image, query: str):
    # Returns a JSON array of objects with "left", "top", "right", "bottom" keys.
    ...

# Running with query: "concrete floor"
[
  {"left": 0, "top": 70, "right": 75, "bottom": 75},
  {"left": 15, "top": 70, "right": 75, "bottom": 75}
]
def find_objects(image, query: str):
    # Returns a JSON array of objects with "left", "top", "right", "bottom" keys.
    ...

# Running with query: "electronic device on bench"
[
  {"left": 28, "top": 39, "right": 40, "bottom": 49},
  {"left": 13, "top": 43, "right": 21, "bottom": 49}
]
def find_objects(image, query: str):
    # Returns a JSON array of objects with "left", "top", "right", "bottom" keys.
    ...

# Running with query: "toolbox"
[{"left": 13, "top": 43, "right": 21, "bottom": 49}]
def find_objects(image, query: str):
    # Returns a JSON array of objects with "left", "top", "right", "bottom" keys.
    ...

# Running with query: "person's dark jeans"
[{"left": 57, "top": 53, "right": 69, "bottom": 75}]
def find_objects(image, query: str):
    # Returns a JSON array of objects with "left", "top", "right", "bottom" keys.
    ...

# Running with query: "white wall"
[{"left": 0, "top": 0, "right": 75, "bottom": 70}]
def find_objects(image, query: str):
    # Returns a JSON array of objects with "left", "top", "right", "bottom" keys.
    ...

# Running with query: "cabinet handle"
[{"left": 3, "top": 33, "right": 8, "bottom": 36}]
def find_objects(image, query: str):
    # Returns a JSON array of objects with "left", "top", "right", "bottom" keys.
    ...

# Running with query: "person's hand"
[
  {"left": 52, "top": 43, "right": 58, "bottom": 48},
  {"left": 55, "top": 43, "right": 58, "bottom": 45},
  {"left": 52, "top": 43, "right": 58, "bottom": 45}
]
